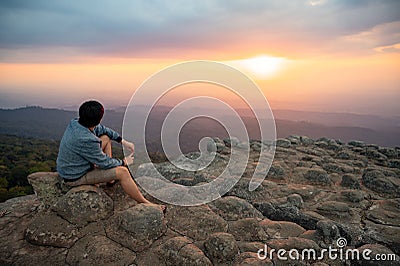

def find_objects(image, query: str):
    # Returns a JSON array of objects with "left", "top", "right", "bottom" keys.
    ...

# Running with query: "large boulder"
[
  {"left": 275, "top": 138, "right": 291, "bottom": 148},
  {"left": 340, "top": 174, "right": 361, "bottom": 189},
  {"left": 106, "top": 204, "right": 166, "bottom": 252},
  {"left": 366, "top": 199, "right": 400, "bottom": 226},
  {"left": 52, "top": 185, "right": 113, "bottom": 226},
  {"left": 25, "top": 212, "right": 80, "bottom": 248},
  {"left": 228, "top": 218, "right": 269, "bottom": 242},
  {"left": 267, "top": 163, "right": 286, "bottom": 179},
  {"left": 254, "top": 201, "right": 324, "bottom": 230},
  {"left": 66, "top": 234, "right": 136, "bottom": 265},
  {"left": 208, "top": 196, "right": 264, "bottom": 221},
  {"left": 303, "top": 168, "right": 332, "bottom": 185},
  {"left": 362, "top": 169, "right": 400, "bottom": 196},
  {"left": 315, "top": 220, "right": 341, "bottom": 246},
  {"left": 225, "top": 178, "right": 269, "bottom": 202},
  {"left": 155, "top": 236, "right": 212, "bottom": 266},
  {"left": 316, "top": 201, "right": 350, "bottom": 219},
  {"left": 340, "top": 189, "right": 365, "bottom": 203},
  {"left": 27, "top": 172, "right": 63, "bottom": 209},
  {"left": 259, "top": 219, "right": 306, "bottom": 238},
  {"left": 364, "top": 221, "right": 400, "bottom": 255},
  {"left": 165, "top": 205, "right": 228, "bottom": 241},
  {"left": 348, "top": 140, "right": 365, "bottom": 148},
  {"left": 0, "top": 195, "right": 54, "bottom": 265},
  {"left": 204, "top": 232, "right": 239, "bottom": 263}
]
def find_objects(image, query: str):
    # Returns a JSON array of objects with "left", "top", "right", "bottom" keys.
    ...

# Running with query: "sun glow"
[{"left": 227, "top": 55, "right": 289, "bottom": 79}]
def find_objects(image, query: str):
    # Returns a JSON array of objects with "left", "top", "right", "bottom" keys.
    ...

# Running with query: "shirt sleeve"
[
  {"left": 94, "top": 124, "right": 122, "bottom": 143},
  {"left": 79, "top": 138, "right": 123, "bottom": 169}
]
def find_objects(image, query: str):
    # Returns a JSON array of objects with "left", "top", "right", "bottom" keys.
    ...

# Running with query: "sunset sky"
[{"left": 0, "top": 0, "right": 399, "bottom": 116}]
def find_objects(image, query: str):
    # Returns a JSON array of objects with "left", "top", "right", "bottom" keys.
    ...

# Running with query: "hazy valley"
[{"left": 1, "top": 106, "right": 399, "bottom": 149}]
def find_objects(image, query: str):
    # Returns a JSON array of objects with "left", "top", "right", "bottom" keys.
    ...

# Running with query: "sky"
[{"left": 0, "top": 0, "right": 399, "bottom": 116}]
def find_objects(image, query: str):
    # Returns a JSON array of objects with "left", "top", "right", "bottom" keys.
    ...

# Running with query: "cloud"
[
  {"left": 376, "top": 43, "right": 400, "bottom": 53},
  {"left": 0, "top": 0, "right": 399, "bottom": 61},
  {"left": 338, "top": 21, "right": 400, "bottom": 54}
]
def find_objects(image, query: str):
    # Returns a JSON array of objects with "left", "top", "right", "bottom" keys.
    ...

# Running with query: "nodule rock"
[{"left": 1, "top": 136, "right": 399, "bottom": 265}]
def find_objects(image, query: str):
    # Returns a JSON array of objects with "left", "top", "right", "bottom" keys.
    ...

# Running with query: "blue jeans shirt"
[{"left": 57, "top": 118, "right": 123, "bottom": 179}]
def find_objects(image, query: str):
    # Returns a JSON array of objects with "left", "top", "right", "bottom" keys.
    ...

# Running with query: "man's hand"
[
  {"left": 121, "top": 139, "right": 135, "bottom": 154},
  {"left": 124, "top": 154, "right": 134, "bottom": 166}
]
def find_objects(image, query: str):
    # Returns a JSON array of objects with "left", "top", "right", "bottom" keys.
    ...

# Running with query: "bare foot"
[{"left": 142, "top": 202, "right": 166, "bottom": 212}]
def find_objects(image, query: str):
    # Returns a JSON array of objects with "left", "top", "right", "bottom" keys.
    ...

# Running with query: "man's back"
[
  {"left": 57, "top": 118, "right": 98, "bottom": 179},
  {"left": 57, "top": 118, "right": 122, "bottom": 180}
]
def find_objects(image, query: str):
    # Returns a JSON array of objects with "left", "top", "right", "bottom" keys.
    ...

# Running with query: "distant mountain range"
[
  {"left": 0, "top": 106, "right": 399, "bottom": 148},
  {"left": 0, "top": 106, "right": 122, "bottom": 141}
]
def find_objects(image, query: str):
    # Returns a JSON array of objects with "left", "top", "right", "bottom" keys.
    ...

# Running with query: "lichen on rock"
[
  {"left": 52, "top": 185, "right": 114, "bottom": 226},
  {"left": 106, "top": 204, "right": 167, "bottom": 252}
]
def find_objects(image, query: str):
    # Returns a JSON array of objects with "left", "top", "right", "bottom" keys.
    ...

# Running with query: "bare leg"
[
  {"left": 115, "top": 167, "right": 166, "bottom": 211},
  {"left": 100, "top": 135, "right": 112, "bottom": 157},
  {"left": 116, "top": 166, "right": 151, "bottom": 203},
  {"left": 99, "top": 135, "right": 116, "bottom": 186},
  {"left": 99, "top": 137, "right": 165, "bottom": 210}
]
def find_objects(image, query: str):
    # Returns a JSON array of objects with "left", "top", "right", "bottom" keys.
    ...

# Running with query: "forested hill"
[
  {"left": 0, "top": 106, "right": 123, "bottom": 140},
  {"left": 0, "top": 107, "right": 74, "bottom": 140},
  {"left": 0, "top": 135, "right": 59, "bottom": 202},
  {"left": 0, "top": 134, "right": 127, "bottom": 202},
  {"left": 1, "top": 106, "right": 399, "bottom": 147}
]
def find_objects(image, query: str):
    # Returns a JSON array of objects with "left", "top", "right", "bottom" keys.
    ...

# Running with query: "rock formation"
[{"left": 1, "top": 136, "right": 399, "bottom": 265}]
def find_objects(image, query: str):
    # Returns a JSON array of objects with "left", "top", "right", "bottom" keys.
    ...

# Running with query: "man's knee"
[
  {"left": 116, "top": 166, "right": 129, "bottom": 179},
  {"left": 99, "top": 134, "right": 111, "bottom": 143}
]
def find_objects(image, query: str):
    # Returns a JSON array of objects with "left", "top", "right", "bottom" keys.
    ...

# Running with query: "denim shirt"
[{"left": 56, "top": 118, "right": 123, "bottom": 179}]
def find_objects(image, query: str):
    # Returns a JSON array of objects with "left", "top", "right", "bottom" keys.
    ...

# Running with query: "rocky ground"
[{"left": 1, "top": 136, "right": 399, "bottom": 265}]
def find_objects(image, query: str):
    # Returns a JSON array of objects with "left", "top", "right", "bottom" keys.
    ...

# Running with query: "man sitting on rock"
[{"left": 57, "top": 100, "right": 163, "bottom": 209}]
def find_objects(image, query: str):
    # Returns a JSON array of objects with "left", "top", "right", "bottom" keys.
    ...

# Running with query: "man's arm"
[
  {"left": 93, "top": 124, "right": 122, "bottom": 143},
  {"left": 94, "top": 124, "right": 135, "bottom": 154},
  {"left": 121, "top": 139, "right": 135, "bottom": 154},
  {"left": 79, "top": 138, "right": 124, "bottom": 169}
]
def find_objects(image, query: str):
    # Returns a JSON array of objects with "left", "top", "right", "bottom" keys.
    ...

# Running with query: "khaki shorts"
[{"left": 65, "top": 167, "right": 117, "bottom": 187}]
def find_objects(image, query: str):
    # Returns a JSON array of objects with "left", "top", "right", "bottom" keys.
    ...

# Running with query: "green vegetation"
[
  {"left": 0, "top": 134, "right": 127, "bottom": 202},
  {"left": 0, "top": 134, "right": 60, "bottom": 202},
  {"left": 0, "top": 133, "right": 167, "bottom": 202}
]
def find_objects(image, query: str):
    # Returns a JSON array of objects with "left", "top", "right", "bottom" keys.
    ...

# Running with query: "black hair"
[{"left": 78, "top": 100, "right": 104, "bottom": 127}]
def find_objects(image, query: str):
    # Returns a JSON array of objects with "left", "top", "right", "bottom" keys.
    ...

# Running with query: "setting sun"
[{"left": 227, "top": 55, "right": 289, "bottom": 79}]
